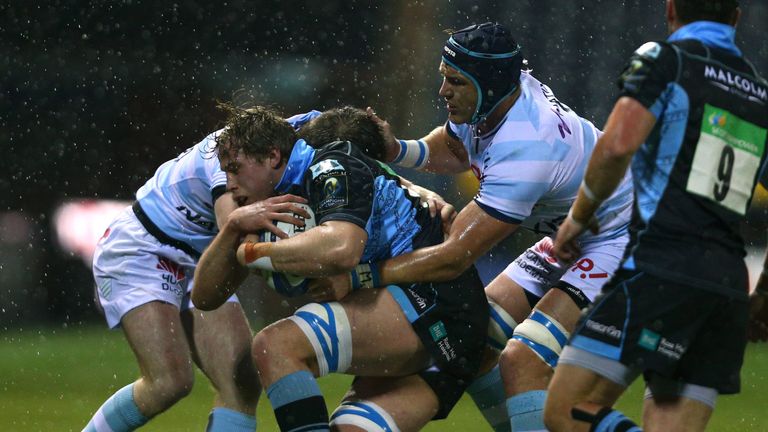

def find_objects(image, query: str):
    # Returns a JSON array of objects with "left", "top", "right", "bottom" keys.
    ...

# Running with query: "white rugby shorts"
[
  {"left": 92, "top": 206, "right": 239, "bottom": 328},
  {"left": 503, "top": 235, "right": 629, "bottom": 301}
]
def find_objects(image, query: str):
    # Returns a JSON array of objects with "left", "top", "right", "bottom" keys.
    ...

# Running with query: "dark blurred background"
[{"left": 1, "top": 0, "right": 767, "bottom": 327}]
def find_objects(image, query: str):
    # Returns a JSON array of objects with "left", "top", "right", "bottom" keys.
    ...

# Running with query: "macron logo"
[
  {"left": 444, "top": 46, "right": 456, "bottom": 57},
  {"left": 705, "top": 65, "right": 767, "bottom": 103}
]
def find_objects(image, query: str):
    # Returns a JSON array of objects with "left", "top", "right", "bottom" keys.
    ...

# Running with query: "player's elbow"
[
  {"left": 321, "top": 244, "right": 362, "bottom": 273},
  {"left": 190, "top": 289, "right": 220, "bottom": 311}
]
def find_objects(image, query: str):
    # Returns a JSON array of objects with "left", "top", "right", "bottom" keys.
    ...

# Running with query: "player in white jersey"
[
  {"left": 316, "top": 23, "right": 634, "bottom": 431},
  {"left": 84, "top": 111, "right": 317, "bottom": 432}
]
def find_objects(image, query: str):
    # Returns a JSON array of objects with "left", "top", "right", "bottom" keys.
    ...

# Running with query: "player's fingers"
[
  {"left": 259, "top": 221, "right": 290, "bottom": 239},
  {"left": 283, "top": 202, "right": 311, "bottom": 218},
  {"left": 440, "top": 203, "right": 457, "bottom": 222},
  {"left": 426, "top": 199, "right": 437, "bottom": 218},
  {"left": 270, "top": 194, "right": 308, "bottom": 204}
]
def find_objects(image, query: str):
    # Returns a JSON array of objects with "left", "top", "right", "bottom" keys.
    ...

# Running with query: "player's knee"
[
  {"left": 288, "top": 302, "right": 353, "bottom": 377},
  {"left": 487, "top": 300, "right": 518, "bottom": 350},
  {"left": 251, "top": 324, "right": 286, "bottom": 372},
  {"left": 146, "top": 365, "right": 195, "bottom": 406},
  {"left": 330, "top": 400, "right": 401, "bottom": 432},
  {"left": 510, "top": 310, "right": 570, "bottom": 369}
]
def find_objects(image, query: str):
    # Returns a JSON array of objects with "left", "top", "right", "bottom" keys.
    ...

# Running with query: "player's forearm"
[
  {"left": 191, "top": 222, "right": 248, "bottom": 310},
  {"left": 239, "top": 224, "right": 365, "bottom": 277},
  {"left": 379, "top": 241, "right": 475, "bottom": 285},
  {"left": 570, "top": 143, "right": 633, "bottom": 222},
  {"left": 394, "top": 127, "right": 468, "bottom": 174}
]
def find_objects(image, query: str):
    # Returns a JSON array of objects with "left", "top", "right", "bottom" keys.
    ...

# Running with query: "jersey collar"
[
  {"left": 668, "top": 21, "right": 741, "bottom": 57},
  {"left": 275, "top": 139, "right": 316, "bottom": 194}
]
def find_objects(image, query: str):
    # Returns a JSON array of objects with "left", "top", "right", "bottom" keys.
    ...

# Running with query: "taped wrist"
[
  {"left": 581, "top": 179, "right": 609, "bottom": 204},
  {"left": 393, "top": 139, "right": 429, "bottom": 169},
  {"left": 350, "top": 262, "right": 381, "bottom": 291},
  {"left": 241, "top": 242, "right": 275, "bottom": 271}
]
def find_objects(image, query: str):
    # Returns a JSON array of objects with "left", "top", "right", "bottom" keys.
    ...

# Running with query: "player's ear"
[{"left": 267, "top": 148, "right": 282, "bottom": 169}]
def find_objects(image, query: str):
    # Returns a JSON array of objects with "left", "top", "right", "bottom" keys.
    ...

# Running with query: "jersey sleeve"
[
  {"left": 474, "top": 142, "right": 555, "bottom": 224},
  {"left": 307, "top": 154, "right": 374, "bottom": 228},
  {"left": 618, "top": 41, "right": 679, "bottom": 118},
  {"left": 287, "top": 110, "right": 322, "bottom": 130},
  {"left": 197, "top": 132, "right": 228, "bottom": 205}
]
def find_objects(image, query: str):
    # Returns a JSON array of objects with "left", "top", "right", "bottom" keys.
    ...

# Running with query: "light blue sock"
[
  {"left": 206, "top": 407, "right": 257, "bottom": 432},
  {"left": 83, "top": 383, "right": 148, "bottom": 432},
  {"left": 266, "top": 371, "right": 328, "bottom": 431},
  {"left": 507, "top": 390, "right": 547, "bottom": 432},
  {"left": 592, "top": 407, "right": 643, "bottom": 432},
  {"left": 467, "top": 365, "right": 510, "bottom": 432}
]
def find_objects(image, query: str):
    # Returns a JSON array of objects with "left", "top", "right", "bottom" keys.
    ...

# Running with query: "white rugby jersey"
[
  {"left": 135, "top": 130, "right": 227, "bottom": 255},
  {"left": 448, "top": 72, "right": 633, "bottom": 243}
]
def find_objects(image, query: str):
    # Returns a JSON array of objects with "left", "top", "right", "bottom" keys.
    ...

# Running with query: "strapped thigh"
[
  {"left": 330, "top": 400, "right": 401, "bottom": 432},
  {"left": 288, "top": 302, "right": 353, "bottom": 376}
]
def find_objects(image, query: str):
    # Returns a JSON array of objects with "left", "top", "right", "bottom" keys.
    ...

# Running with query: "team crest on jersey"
[
  {"left": 313, "top": 164, "right": 349, "bottom": 213},
  {"left": 635, "top": 42, "right": 661, "bottom": 59},
  {"left": 310, "top": 159, "right": 344, "bottom": 179}
]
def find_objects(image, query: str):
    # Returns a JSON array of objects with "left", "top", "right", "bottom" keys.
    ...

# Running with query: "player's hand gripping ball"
[{"left": 237, "top": 203, "right": 316, "bottom": 297}]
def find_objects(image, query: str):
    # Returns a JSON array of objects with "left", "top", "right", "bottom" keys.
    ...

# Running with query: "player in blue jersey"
[
  {"left": 315, "top": 23, "right": 635, "bottom": 431},
  {"left": 545, "top": 1, "right": 768, "bottom": 431},
  {"left": 192, "top": 104, "right": 489, "bottom": 432},
  {"left": 85, "top": 111, "right": 316, "bottom": 432}
]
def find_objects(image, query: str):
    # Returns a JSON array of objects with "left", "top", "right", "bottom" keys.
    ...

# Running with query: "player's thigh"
[
  {"left": 332, "top": 375, "right": 439, "bottom": 432},
  {"left": 533, "top": 288, "right": 584, "bottom": 333},
  {"left": 256, "top": 288, "right": 429, "bottom": 378},
  {"left": 485, "top": 272, "right": 533, "bottom": 324},
  {"left": 182, "top": 302, "right": 255, "bottom": 387},
  {"left": 341, "top": 288, "right": 431, "bottom": 376},
  {"left": 121, "top": 301, "right": 193, "bottom": 378}
]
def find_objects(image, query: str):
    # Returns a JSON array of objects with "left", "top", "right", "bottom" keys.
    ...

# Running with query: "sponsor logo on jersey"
[
  {"left": 175, "top": 205, "right": 215, "bottom": 231},
  {"left": 634, "top": 41, "right": 661, "bottom": 59},
  {"left": 429, "top": 321, "right": 448, "bottom": 342},
  {"left": 157, "top": 257, "right": 186, "bottom": 281},
  {"left": 444, "top": 46, "right": 456, "bottom": 57},
  {"left": 514, "top": 249, "right": 558, "bottom": 283},
  {"left": 638, "top": 328, "right": 660, "bottom": 351},
  {"left": 540, "top": 83, "right": 573, "bottom": 139},
  {"left": 655, "top": 337, "right": 685, "bottom": 361},
  {"left": 436, "top": 336, "right": 457, "bottom": 361},
  {"left": 585, "top": 319, "right": 622, "bottom": 340},
  {"left": 310, "top": 159, "right": 344, "bottom": 179},
  {"left": 313, "top": 160, "right": 349, "bottom": 213},
  {"left": 157, "top": 257, "right": 186, "bottom": 297},
  {"left": 704, "top": 65, "right": 768, "bottom": 104}
]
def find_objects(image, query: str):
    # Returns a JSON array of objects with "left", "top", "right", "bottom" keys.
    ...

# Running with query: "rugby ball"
[{"left": 246, "top": 203, "right": 316, "bottom": 297}]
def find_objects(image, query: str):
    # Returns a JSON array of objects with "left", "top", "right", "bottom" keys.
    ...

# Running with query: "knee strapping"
[
  {"left": 512, "top": 310, "right": 570, "bottom": 368},
  {"left": 330, "top": 400, "right": 401, "bottom": 432},
  {"left": 488, "top": 300, "right": 518, "bottom": 350},
  {"left": 289, "top": 302, "right": 352, "bottom": 376}
]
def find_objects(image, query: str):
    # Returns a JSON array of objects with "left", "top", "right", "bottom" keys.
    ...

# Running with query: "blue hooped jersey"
[
  {"left": 615, "top": 22, "right": 768, "bottom": 298},
  {"left": 135, "top": 110, "right": 321, "bottom": 256},
  {"left": 448, "top": 72, "right": 634, "bottom": 243},
  {"left": 275, "top": 140, "right": 433, "bottom": 263}
]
